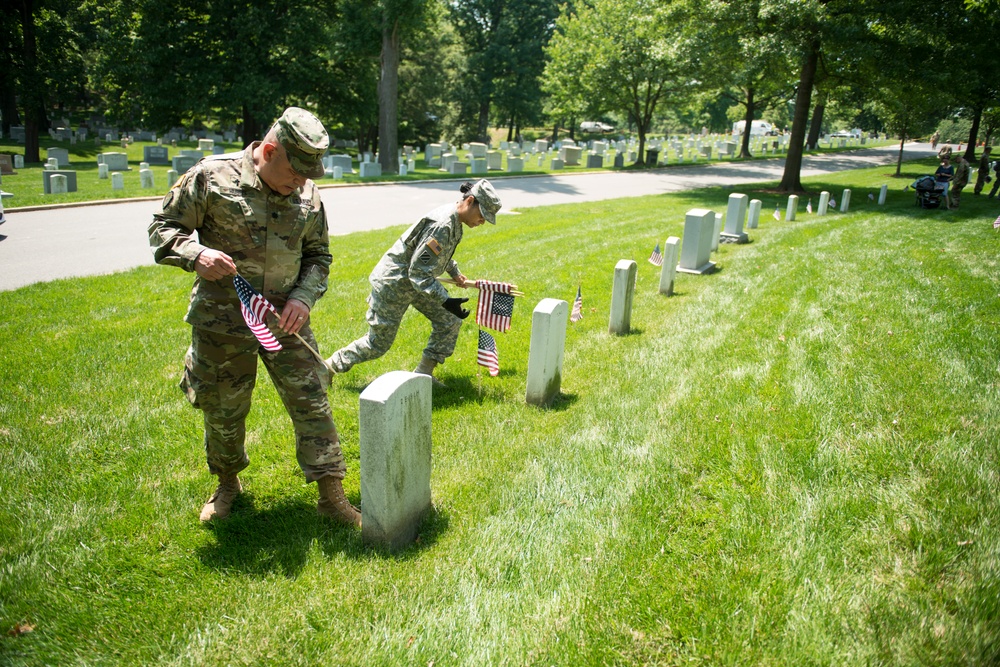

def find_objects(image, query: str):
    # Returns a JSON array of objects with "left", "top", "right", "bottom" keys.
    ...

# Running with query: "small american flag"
[
  {"left": 234, "top": 274, "right": 282, "bottom": 351},
  {"left": 868, "top": 193, "right": 875, "bottom": 202},
  {"left": 570, "top": 286, "right": 583, "bottom": 323},
  {"left": 648, "top": 243, "right": 663, "bottom": 266},
  {"left": 477, "top": 329, "right": 499, "bottom": 377},
  {"left": 994, "top": 212, "right": 1000, "bottom": 230},
  {"left": 773, "top": 204, "right": 780, "bottom": 221},
  {"left": 475, "top": 280, "right": 516, "bottom": 333},
  {"left": 829, "top": 197, "right": 837, "bottom": 209},
  {"left": 807, "top": 199, "right": 813, "bottom": 214}
]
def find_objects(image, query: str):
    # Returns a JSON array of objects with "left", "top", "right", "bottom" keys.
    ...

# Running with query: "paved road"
[{"left": 0, "top": 142, "right": 934, "bottom": 292}]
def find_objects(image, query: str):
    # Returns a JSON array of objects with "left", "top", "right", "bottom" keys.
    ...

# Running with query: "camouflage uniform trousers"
[
  {"left": 328, "top": 282, "right": 462, "bottom": 373},
  {"left": 180, "top": 326, "right": 346, "bottom": 482},
  {"left": 950, "top": 182, "right": 967, "bottom": 208}
]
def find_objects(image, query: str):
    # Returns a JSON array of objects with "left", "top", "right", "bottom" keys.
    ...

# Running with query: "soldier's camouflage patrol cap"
[
  {"left": 469, "top": 179, "right": 502, "bottom": 224},
  {"left": 272, "top": 107, "right": 329, "bottom": 179}
]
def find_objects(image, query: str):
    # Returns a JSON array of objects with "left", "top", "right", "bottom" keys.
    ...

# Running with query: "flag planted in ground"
[
  {"left": 648, "top": 243, "right": 663, "bottom": 266},
  {"left": 234, "top": 274, "right": 282, "bottom": 351},
  {"left": 994, "top": 212, "right": 1000, "bottom": 229},
  {"left": 807, "top": 199, "right": 813, "bottom": 214},
  {"left": 868, "top": 193, "right": 875, "bottom": 201},
  {"left": 773, "top": 204, "right": 780, "bottom": 221},
  {"left": 571, "top": 286, "right": 583, "bottom": 323},
  {"left": 475, "top": 281, "right": 516, "bottom": 333},
  {"left": 830, "top": 197, "right": 837, "bottom": 209},
  {"left": 477, "top": 329, "right": 499, "bottom": 377}
]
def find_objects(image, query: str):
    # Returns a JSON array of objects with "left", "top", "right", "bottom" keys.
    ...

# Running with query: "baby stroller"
[{"left": 913, "top": 175, "right": 943, "bottom": 209}]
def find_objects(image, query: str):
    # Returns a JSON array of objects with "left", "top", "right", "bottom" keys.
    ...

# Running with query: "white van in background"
[
  {"left": 580, "top": 121, "right": 614, "bottom": 133},
  {"left": 732, "top": 120, "right": 775, "bottom": 136}
]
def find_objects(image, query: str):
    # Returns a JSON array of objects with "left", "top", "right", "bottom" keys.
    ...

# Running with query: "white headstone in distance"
[
  {"left": 333, "top": 166, "right": 343, "bottom": 179},
  {"left": 14, "top": 155, "right": 24, "bottom": 169},
  {"left": 747, "top": 199, "right": 761, "bottom": 229},
  {"left": 140, "top": 168, "right": 155, "bottom": 189},
  {"left": 102, "top": 152, "right": 129, "bottom": 171},
  {"left": 139, "top": 161, "right": 149, "bottom": 170},
  {"left": 659, "top": 236, "right": 681, "bottom": 295},
  {"left": 98, "top": 163, "right": 109, "bottom": 179},
  {"left": 470, "top": 158, "right": 487, "bottom": 175},
  {"left": 507, "top": 156, "right": 524, "bottom": 172},
  {"left": 535, "top": 139, "right": 549, "bottom": 153},
  {"left": 46, "top": 158, "right": 58, "bottom": 169},
  {"left": 840, "top": 189, "right": 851, "bottom": 213},
  {"left": 359, "top": 162, "right": 382, "bottom": 178},
  {"left": 609, "top": 259, "right": 638, "bottom": 336},
  {"left": 818, "top": 191, "right": 830, "bottom": 215},
  {"left": 563, "top": 146, "right": 582, "bottom": 166},
  {"left": 198, "top": 139, "right": 214, "bottom": 151},
  {"left": 711, "top": 213, "right": 722, "bottom": 252},
  {"left": 677, "top": 208, "right": 717, "bottom": 274},
  {"left": 486, "top": 151, "right": 502, "bottom": 170},
  {"left": 468, "top": 142, "right": 488, "bottom": 158},
  {"left": 359, "top": 371, "right": 432, "bottom": 551},
  {"left": 398, "top": 164, "right": 407, "bottom": 176},
  {"left": 525, "top": 298, "right": 569, "bottom": 407},
  {"left": 407, "top": 158, "right": 415, "bottom": 172},
  {"left": 550, "top": 158, "right": 564, "bottom": 170},
  {"left": 439, "top": 153, "right": 457, "bottom": 172},
  {"left": 47, "top": 148, "right": 69, "bottom": 167},
  {"left": 722, "top": 193, "right": 749, "bottom": 243},
  {"left": 786, "top": 194, "right": 798, "bottom": 222},
  {"left": 166, "top": 169, "right": 179, "bottom": 186},
  {"left": 49, "top": 174, "right": 68, "bottom": 194},
  {"left": 878, "top": 184, "right": 888, "bottom": 205},
  {"left": 328, "top": 154, "right": 353, "bottom": 174},
  {"left": 111, "top": 172, "right": 124, "bottom": 190},
  {"left": 448, "top": 161, "right": 468, "bottom": 175}
]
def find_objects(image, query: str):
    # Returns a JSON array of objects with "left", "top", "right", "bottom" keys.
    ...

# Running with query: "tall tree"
[{"left": 544, "top": 0, "right": 687, "bottom": 166}]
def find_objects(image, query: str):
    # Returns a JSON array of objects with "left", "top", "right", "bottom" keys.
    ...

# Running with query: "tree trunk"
[
  {"left": 550, "top": 120, "right": 560, "bottom": 144},
  {"left": 738, "top": 89, "right": 755, "bottom": 159},
  {"left": 806, "top": 93, "right": 826, "bottom": 150},
  {"left": 241, "top": 103, "right": 261, "bottom": 146},
  {"left": 779, "top": 40, "right": 819, "bottom": 193},
  {"left": 507, "top": 114, "right": 515, "bottom": 142},
  {"left": 895, "top": 129, "right": 906, "bottom": 176},
  {"left": 568, "top": 116, "right": 575, "bottom": 141},
  {"left": 964, "top": 105, "right": 981, "bottom": 162},
  {"left": 476, "top": 99, "right": 490, "bottom": 144},
  {"left": 378, "top": 19, "right": 400, "bottom": 174},
  {"left": 19, "top": 0, "right": 42, "bottom": 163}
]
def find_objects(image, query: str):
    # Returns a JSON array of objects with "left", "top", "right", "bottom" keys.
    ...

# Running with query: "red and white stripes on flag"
[
  {"left": 477, "top": 329, "right": 500, "bottom": 376},
  {"left": 807, "top": 199, "right": 813, "bottom": 214},
  {"left": 648, "top": 243, "right": 663, "bottom": 266},
  {"left": 570, "top": 285, "right": 583, "bottom": 323},
  {"left": 474, "top": 280, "right": 516, "bottom": 333},
  {"left": 233, "top": 274, "right": 282, "bottom": 351},
  {"left": 773, "top": 205, "right": 780, "bottom": 221},
  {"left": 994, "top": 212, "right": 1000, "bottom": 230}
]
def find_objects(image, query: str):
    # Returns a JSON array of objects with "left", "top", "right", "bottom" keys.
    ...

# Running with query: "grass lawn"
[
  {"left": 0, "top": 136, "right": 900, "bottom": 210},
  {"left": 1, "top": 162, "right": 999, "bottom": 665}
]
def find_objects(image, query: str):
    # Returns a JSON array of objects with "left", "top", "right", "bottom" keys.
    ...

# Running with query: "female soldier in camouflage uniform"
[{"left": 327, "top": 179, "right": 502, "bottom": 383}]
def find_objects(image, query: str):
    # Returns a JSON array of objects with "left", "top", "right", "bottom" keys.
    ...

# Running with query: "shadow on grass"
[{"left": 197, "top": 495, "right": 449, "bottom": 576}]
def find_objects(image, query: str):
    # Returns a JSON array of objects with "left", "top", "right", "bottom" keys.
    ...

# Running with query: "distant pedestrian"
[
  {"left": 974, "top": 146, "right": 992, "bottom": 195},
  {"left": 989, "top": 159, "right": 1000, "bottom": 198},
  {"left": 931, "top": 131, "right": 940, "bottom": 149},
  {"left": 949, "top": 154, "right": 971, "bottom": 209}
]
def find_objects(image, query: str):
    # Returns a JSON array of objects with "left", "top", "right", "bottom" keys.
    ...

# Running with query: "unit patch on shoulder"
[
  {"left": 161, "top": 189, "right": 175, "bottom": 209},
  {"left": 426, "top": 238, "right": 441, "bottom": 255}
]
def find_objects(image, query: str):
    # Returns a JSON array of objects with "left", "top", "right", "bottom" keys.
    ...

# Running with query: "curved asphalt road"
[{"left": 0, "top": 142, "right": 935, "bottom": 292}]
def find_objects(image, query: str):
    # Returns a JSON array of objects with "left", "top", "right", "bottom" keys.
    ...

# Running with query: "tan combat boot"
[
  {"left": 199, "top": 474, "right": 242, "bottom": 522},
  {"left": 413, "top": 355, "right": 446, "bottom": 387},
  {"left": 317, "top": 476, "right": 361, "bottom": 527}
]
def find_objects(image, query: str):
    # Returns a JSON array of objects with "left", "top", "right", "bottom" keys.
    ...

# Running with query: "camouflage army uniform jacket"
[
  {"left": 370, "top": 203, "right": 463, "bottom": 304},
  {"left": 952, "top": 159, "right": 971, "bottom": 188},
  {"left": 148, "top": 144, "right": 332, "bottom": 337}
]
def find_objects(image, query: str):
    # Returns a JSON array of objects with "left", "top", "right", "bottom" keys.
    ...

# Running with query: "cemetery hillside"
[
  {"left": 2, "top": 0, "right": 1000, "bottom": 664},
  {"left": 2, "top": 161, "right": 1000, "bottom": 664}
]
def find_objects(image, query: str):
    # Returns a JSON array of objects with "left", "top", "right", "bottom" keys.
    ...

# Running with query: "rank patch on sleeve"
[{"left": 426, "top": 238, "right": 441, "bottom": 255}]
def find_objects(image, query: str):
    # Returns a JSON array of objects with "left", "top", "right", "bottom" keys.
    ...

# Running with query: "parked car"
[{"left": 580, "top": 121, "right": 614, "bottom": 133}]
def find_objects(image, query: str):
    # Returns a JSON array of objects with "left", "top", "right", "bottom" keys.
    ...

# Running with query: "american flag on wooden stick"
[
  {"left": 807, "top": 199, "right": 813, "bottom": 214},
  {"left": 570, "top": 286, "right": 583, "bottom": 323},
  {"left": 475, "top": 280, "right": 516, "bottom": 333},
  {"left": 648, "top": 243, "right": 663, "bottom": 266},
  {"left": 773, "top": 204, "right": 780, "bottom": 221},
  {"left": 829, "top": 197, "right": 837, "bottom": 209},
  {"left": 994, "top": 212, "right": 1000, "bottom": 230},
  {"left": 234, "top": 274, "right": 282, "bottom": 351},
  {"left": 477, "top": 329, "right": 499, "bottom": 376}
]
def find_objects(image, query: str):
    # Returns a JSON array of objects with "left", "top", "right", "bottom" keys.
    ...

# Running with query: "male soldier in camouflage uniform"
[
  {"left": 148, "top": 107, "right": 360, "bottom": 526},
  {"left": 327, "top": 180, "right": 502, "bottom": 382},
  {"left": 949, "top": 153, "right": 971, "bottom": 209}
]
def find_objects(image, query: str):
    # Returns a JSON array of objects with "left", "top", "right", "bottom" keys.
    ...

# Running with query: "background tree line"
[{"left": 3, "top": 0, "right": 997, "bottom": 190}]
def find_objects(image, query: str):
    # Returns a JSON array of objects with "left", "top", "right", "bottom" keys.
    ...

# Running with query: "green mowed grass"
[{"left": 1, "top": 163, "right": 998, "bottom": 665}]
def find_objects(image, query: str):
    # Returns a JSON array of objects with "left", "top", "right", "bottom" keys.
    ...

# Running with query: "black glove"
[{"left": 443, "top": 297, "right": 470, "bottom": 319}]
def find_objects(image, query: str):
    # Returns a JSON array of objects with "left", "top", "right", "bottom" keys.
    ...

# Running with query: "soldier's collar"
[{"left": 241, "top": 143, "right": 263, "bottom": 190}]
